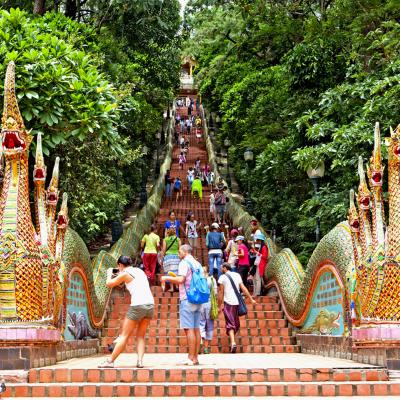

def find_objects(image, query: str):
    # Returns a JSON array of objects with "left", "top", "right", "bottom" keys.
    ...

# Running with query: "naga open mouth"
[
  {"left": 2, "top": 130, "right": 26, "bottom": 153},
  {"left": 57, "top": 214, "right": 68, "bottom": 229},
  {"left": 33, "top": 167, "right": 46, "bottom": 182},
  {"left": 358, "top": 196, "right": 370, "bottom": 210},
  {"left": 46, "top": 192, "right": 58, "bottom": 205}
]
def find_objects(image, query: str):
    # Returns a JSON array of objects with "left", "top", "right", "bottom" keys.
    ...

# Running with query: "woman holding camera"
[{"left": 99, "top": 255, "right": 154, "bottom": 369}]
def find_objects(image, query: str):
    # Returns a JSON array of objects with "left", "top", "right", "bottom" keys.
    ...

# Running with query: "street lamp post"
[
  {"left": 307, "top": 161, "right": 325, "bottom": 243},
  {"left": 139, "top": 145, "right": 149, "bottom": 208},
  {"left": 244, "top": 147, "right": 254, "bottom": 214},
  {"left": 224, "top": 138, "right": 231, "bottom": 189}
]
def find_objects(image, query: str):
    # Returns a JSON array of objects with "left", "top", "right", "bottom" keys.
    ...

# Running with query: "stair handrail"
[{"left": 199, "top": 105, "right": 278, "bottom": 257}]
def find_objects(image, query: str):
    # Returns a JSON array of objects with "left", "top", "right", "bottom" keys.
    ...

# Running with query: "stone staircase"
[
  {"left": 5, "top": 358, "right": 397, "bottom": 397},
  {"left": 100, "top": 287, "right": 299, "bottom": 354},
  {"left": 3, "top": 98, "right": 398, "bottom": 398}
]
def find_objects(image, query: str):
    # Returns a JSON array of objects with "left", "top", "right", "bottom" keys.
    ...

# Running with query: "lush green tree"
[
  {"left": 185, "top": 0, "right": 400, "bottom": 261},
  {"left": 0, "top": 3, "right": 181, "bottom": 241}
]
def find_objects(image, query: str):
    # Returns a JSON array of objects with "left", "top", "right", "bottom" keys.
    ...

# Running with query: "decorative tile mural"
[
  {"left": 65, "top": 272, "right": 97, "bottom": 341},
  {"left": 301, "top": 271, "right": 344, "bottom": 336}
]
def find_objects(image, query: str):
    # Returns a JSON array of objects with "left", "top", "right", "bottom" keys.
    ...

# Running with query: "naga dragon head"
[
  {"left": 1, "top": 62, "right": 32, "bottom": 158},
  {"left": 57, "top": 193, "right": 69, "bottom": 230},
  {"left": 348, "top": 189, "right": 360, "bottom": 233},
  {"left": 33, "top": 132, "right": 47, "bottom": 183},
  {"left": 356, "top": 156, "right": 371, "bottom": 211},
  {"left": 46, "top": 157, "right": 60, "bottom": 206},
  {"left": 367, "top": 122, "right": 384, "bottom": 187},
  {"left": 388, "top": 125, "right": 400, "bottom": 161}
]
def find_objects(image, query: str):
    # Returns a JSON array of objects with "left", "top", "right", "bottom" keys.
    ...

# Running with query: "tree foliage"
[
  {"left": 184, "top": 0, "right": 400, "bottom": 262},
  {"left": 0, "top": 2, "right": 181, "bottom": 242}
]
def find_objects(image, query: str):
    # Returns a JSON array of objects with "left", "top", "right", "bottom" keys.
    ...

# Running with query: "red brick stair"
[
  {"left": 4, "top": 365, "right": 396, "bottom": 397},
  {"left": 4, "top": 97, "right": 396, "bottom": 398}
]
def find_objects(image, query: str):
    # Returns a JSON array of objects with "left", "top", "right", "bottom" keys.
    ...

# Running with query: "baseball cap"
[
  {"left": 211, "top": 222, "right": 220, "bottom": 229},
  {"left": 254, "top": 232, "right": 266, "bottom": 241},
  {"left": 235, "top": 235, "right": 245, "bottom": 242}
]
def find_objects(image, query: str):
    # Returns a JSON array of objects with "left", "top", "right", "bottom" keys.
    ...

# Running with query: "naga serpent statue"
[
  {"left": 0, "top": 62, "right": 67, "bottom": 326},
  {"left": 0, "top": 62, "right": 172, "bottom": 335},
  {"left": 349, "top": 122, "right": 400, "bottom": 322},
  {"left": 2, "top": 58, "right": 398, "bottom": 340}
]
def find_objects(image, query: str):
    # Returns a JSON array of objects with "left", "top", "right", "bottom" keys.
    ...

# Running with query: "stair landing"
[{"left": 4, "top": 353, "right": 397, "bottom": 397}]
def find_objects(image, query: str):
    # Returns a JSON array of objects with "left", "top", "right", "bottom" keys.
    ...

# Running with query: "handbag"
[
  {"left": 226, "top": 274, "right": 248, "bottom": 316},
  {"left": 210, "top": 278, "right": 219, "bottom": 320},
  {"left": 254, "top": 253, "right": 262, "bottom": 267}
]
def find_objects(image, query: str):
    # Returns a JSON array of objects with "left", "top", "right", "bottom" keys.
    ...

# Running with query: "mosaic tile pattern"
[{"left": 302, "top": 271, "right": 344, "bottom": 335}]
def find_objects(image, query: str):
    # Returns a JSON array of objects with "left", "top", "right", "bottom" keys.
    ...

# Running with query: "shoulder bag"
[
  {"left": 210, "top": 278, "right": 219, "bottom": 320},
  {"left": 226, "top": 274, "right": 247, "bottom": 316}
]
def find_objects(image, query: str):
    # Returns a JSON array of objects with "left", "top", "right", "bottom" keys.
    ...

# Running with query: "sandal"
[
  {"left": 230, "top": 344, "right": 237, "bottom": 354},
  {"left": 98, "top": 358, "right": 114, "bottom": 368},
  {"left": 203, "top": 347, "right": 210, "bottom": 354},
  {"left": 136, "top": 361, "right": 144, "bottom": 368}
]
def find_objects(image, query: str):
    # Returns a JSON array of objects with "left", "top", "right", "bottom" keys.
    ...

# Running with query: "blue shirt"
[{"left": 164, "top": 219, "right": 181, "bottom": 237}]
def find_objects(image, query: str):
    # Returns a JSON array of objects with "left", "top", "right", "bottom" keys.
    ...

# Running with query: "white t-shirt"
[
  {"left": 186, "top": 220, "right": 198, "bottom": 238},
  {"left": 124, "top": 267, "right": 154, "bottom": 306},
  {"left": 218, "top": 271, "right": 243, "bottom": 305}
]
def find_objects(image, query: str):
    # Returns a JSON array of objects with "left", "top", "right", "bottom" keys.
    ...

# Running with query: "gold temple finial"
[{"left": 2, "top": 62, "right": 25, "bottom": 132}]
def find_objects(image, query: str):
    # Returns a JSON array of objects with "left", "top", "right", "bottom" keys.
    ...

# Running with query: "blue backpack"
[{"left": 185, "top": 260, "right": 210, "bottom": 304}]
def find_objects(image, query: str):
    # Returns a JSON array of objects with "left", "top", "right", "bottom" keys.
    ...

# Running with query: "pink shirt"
[{"left": 238, "top": 243, "right": 250, "bottom": 266}]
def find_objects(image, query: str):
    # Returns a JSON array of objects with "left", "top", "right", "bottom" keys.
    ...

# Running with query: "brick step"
[
  {"left": 6, "top": 380, "right": 398, "bottom": 397},
  {"left": 100, "top": 344, "right": 301, "bottom": 354},
  {"left": 102, "top": 327, "right": 293, "bottom": 341},
  {"left": 100, "top": 336, "right": 296, "bottom": 348},
  {"left": 111, "top": 293, "right": 279, "bottom": 303},
  {"left": 29, "top": 366, "right": 388, "bottom": 384},
  {"left": 108, "top": 302, "right": 281, "bottom": 313},
  {"left": 103, "top": 327, "right": 292, "bottom": 338},
  {"left": 104, "top": 318, "right": 288, "bottom": 329},
  {"left": 108, "top": 309, "right": 284, "bottom": 320}
]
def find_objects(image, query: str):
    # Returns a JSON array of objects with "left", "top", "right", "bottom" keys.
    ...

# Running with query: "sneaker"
[
  {"left": 98, "top": 359, "right": 114, "bottom": 368},
  {"left": 177, "top": 358, "right": 195, "bottom": 366},
  {"left": 230, "top": 344, "right": 237, "bottom": 354},
  {"left": 203, "top": 347, "right": 210, "bottom": 354}
]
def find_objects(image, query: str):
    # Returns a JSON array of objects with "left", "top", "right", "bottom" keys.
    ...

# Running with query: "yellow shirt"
[{"left": 142, "top": 232, "right": 160, "bottom": 254}]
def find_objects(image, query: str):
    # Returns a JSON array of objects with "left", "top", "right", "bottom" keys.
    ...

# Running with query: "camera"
[{"left": 112, "top": 268, "right": 119, "bottom": 274}]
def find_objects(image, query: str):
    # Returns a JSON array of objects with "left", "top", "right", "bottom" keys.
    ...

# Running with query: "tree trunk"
[
  {"left": 65, "top": 0, "right": 78, "bottom": 19},
  {"left": 33, "top": 0, "right": 46, "bottom": 15}
]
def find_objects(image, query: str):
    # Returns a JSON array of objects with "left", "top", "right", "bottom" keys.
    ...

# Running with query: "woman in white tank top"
[{"left": 99, "top": 255, "right": 154, "bottom": 369}]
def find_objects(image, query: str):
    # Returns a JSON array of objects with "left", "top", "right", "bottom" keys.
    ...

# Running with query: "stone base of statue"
[
  {"left": 0, "top": 326, "right": 99, "bottom": 370},
  {"left": 352, "top": 322, "right": 400, "bottom": 369},
  {"left": 0, "top": 326, "right": 61, "bottom": 370}
]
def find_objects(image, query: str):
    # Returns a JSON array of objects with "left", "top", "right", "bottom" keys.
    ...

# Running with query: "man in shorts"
[{"left": 161, "top": 244, "right": 202, "bottom": 365}]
